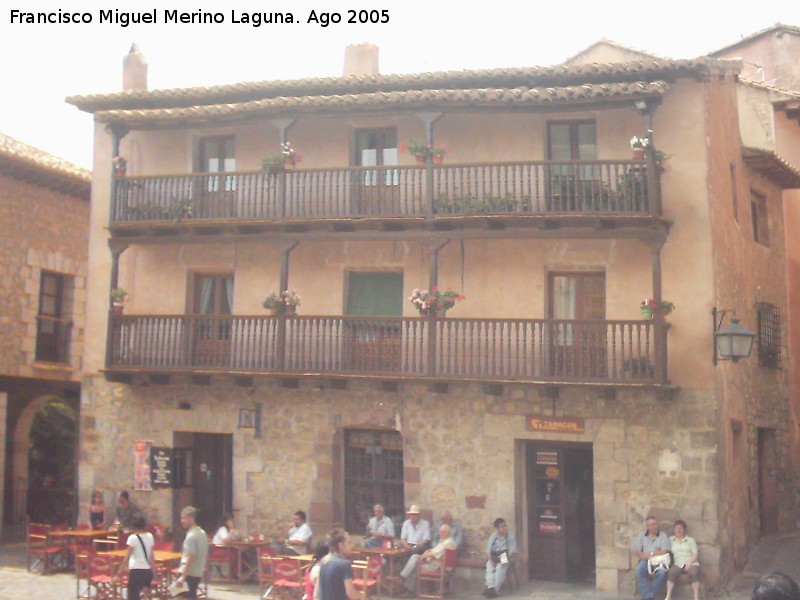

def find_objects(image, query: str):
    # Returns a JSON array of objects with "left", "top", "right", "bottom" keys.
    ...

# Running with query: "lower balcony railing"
[
  {"left": 111, "top": 160, "right": 654, "bottom": 225},
  {"left": 108, "top": 315, "right": 665, "bottom": 384}
]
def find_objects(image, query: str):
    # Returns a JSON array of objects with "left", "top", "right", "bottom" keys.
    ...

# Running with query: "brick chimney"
[
  {"left": 123, "top": 43, "right": 148, "bottom": 91},
  {"left": 343, "top": 44, "right": 379, "bottom": 77}
]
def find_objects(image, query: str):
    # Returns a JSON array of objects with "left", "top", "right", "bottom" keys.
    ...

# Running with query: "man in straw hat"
[{"left": 399, "top": 504, "right": 431, "bottom": 555}]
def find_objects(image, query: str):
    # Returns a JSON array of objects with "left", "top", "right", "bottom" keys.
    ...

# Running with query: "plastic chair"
[
  {"left": 27, "top": 522, "right": 66, "bottom": 574},
  {"left": 208, "top": 544, "right": 236, "bottom": 582},
  {"left": 417, "top": 548, "right": 457, "bottom": 600},
  {"left": 258, "top": 545, "right": 277, "bottom": 596},
  {"left": 87, "top": 554, "right": 117, "bottom": 600},
  {"left": 352, "top": 555, "right": 382, "bottom": 600},
  {"left": 270, "top": 556, "right": 304, "bottom": 599}
]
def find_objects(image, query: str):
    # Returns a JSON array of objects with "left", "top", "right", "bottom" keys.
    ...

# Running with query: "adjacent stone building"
[
  {"left": 0, "top": 133, "right": 90, "bottom": 537},
  {"left": 67, "top": 36, "right": 800, "bottom": 595}
]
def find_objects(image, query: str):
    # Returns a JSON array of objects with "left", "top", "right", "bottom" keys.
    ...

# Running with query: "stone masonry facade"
[{"left": 79, "top": 374, "right": 719, "bottom": 595}]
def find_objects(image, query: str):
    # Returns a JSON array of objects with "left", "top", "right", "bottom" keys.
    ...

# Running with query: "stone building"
[
  {"left": 0, "top": 133, "right": 91, "bottom": 538},
  {"left": 67, "top": 38, "right": 800, "bottom": 595}
]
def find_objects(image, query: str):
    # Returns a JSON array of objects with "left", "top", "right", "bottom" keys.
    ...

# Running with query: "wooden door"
[
  {"left": 354, "top": 129, "right": 399, "bottom": 215},
  {"left": 527, "top": 443, "right": 594, "bottom": 582},
  {"left": 345, "top": 272, "right": 403, "bottom": 373},
  {"left": 197, "top": 136, "right": 236, "bottom": 218},
  {"left": 191, "top": 433, "right": 233, "bottom": 534},
  {"left": 758, "top": 428, "right": 779, "bottom": 535},
  {"left": 191, "top": 274, "right": 234, "bottom": 367},
  {"left": 344, "top": 429, "right": 404, "bottom": 535},
  {"left": 546, "top": 121, "right": 598, "bottom": 212},
  {"left": 548, "top": 273, "right": 606, "bottom": 379}
]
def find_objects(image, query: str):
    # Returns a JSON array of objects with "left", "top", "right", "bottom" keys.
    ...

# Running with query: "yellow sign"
[{"left": 526, "top": 415, "right": 585, "bottom": 434}]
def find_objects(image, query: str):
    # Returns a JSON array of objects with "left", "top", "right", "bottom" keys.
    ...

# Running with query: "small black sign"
[{"left": 150, "top": 447, "right": 173, "bottom": 488}]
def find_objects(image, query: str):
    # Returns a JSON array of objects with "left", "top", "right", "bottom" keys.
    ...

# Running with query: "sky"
[{"left": 1, "top": 1, "right": 799, "bottom": 169}]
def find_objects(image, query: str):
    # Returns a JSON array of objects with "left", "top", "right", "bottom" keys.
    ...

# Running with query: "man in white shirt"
[
  {"left": 281, "top": 510, "right": 313, "bottom": 555},
  {"left": 365, "top": 504, "right": 396, "bottom": 548},
  {"left": 399, "top": 505, "right": 431, "bottom": 555}
]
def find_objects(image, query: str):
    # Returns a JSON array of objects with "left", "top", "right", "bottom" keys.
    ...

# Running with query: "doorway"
[
  {"left": 526, "top": 442, "right": 595, "bottom": 582},
  {"left": 345, "top": 272, "right": 403, "bottom": 373},
  {"left": 172, "top": 432, "right": 233, "bottom": 536},
  {"left": 757, "top": 428, "right": 778, "bottom": 536}
]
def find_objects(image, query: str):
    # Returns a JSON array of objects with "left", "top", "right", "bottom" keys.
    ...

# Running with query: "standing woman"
[
  {"left": 89, "top": 489, "right": 107, "bottom": 529},
  {"left": 114, "top": 515, "right": 155, "bottom": 600}
]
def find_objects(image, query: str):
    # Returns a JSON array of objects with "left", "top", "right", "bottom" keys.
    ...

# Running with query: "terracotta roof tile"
[
  {"left": 709, "top": 23, "right": 800, "bottom": 56},
  {"left": 93, "top": 81, "right": 670, "bottom": 126},
  {"left": 0, "top": 132, "right": 91, "bottom": 200},
  {"left": 67, "top": 58, "right": 719, "bottom": 114},
  {"left": 742, "top": 146, "right": 800, "bottom": 188},
  {"left": 740, "top": 78, "right": 800, "bottom": 101}
]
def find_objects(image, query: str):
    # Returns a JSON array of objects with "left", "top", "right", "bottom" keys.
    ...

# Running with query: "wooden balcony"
[
  {"left": 110, "top": 160, "right": 660, "bottom": 239},
  {"left": 106, "top": 314, "right": 667, "bottom": 385}
]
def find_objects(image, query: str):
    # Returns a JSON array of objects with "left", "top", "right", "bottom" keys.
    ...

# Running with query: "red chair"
[
  {"left": 154, "top": 540, "right": 174, "bottom": 551},
  {"left": 147, "top": 522, "right": 167, "bottom": 542},
  {"left": 75, "top": 550, "right": 92, "bottom": 599},
  {"left": 416, "top": 548, "right": 457, "bottom": 600},
  {"left": 352, "top": 555, "right": 382, "bottom": 600},
  {"left": 270, "top": 556, "right": 304, "bottom": 599},
  {"left": 27, "top": 523, "right": 66, "bottom": 574},
  {"left": 87, "top": 554, "right": 117, "bottom": 600},
  {"left": 208, "top": 544, "right": 237, "bottom": 582},
  {"left": 258, "top": 546, "right": 277, "bottom": 596}
]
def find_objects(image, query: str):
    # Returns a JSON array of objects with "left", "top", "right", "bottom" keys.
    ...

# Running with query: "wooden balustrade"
[
  {"left": 111, "top": 160, "right": 652, "bottom": 225},
  {"left": 108, "top": 314, "right": 663, "bottom": 383}
]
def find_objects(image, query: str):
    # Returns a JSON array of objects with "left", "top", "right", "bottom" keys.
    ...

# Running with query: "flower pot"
[
  {"left": 113, "top": 304, "right": 124, "bottom": 315},
  {"left": 433, "top": 155, "right": 444, "bottom": 165},
  {"left": 640, "top": 306, "right": 653, "bottom": 319},
  {"left": 415, "top": 155, "right": 426, "bottom": 166},
  {"left": 115, "top": 167, "right": 127, "bottom": 178},
  {"left": 633, "top": 148, "right": 646, "bottom": 160},
  {"left": 284, "top": 304, "right": 297, "bottom": 315}
]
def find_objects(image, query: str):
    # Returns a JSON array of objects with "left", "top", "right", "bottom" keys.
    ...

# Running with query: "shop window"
[{"left": 756, "top": 302, "right": 780, "bottom": 368}]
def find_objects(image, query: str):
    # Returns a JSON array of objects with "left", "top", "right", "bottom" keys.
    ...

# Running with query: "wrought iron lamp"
[{"left": 712, "top": 308, "right": 756, "bottom": 364}]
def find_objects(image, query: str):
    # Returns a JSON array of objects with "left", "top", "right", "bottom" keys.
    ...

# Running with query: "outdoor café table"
[
  {"left": 228, "top": 539, "right": 272, "bottom": 582},
  {"left": 102, "top": 548, "right": 183, "bottom": 565},
  {"left": 353, "top": 545, "right": 413, "bottom": 596},
  {"left": 50, "top": 528, "right": 112, "bottom": 570}
]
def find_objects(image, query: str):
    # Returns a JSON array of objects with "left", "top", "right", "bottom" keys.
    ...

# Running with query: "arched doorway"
[{"left": 12, "top": 396, "right": 77, "bottom": 527}]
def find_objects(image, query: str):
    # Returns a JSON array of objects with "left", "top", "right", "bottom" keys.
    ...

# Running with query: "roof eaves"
[
  {"left": 709, "top": 23, "right": 800, "bottom": 56},
  {"left": 742, "top": 146, "right": 800, "bottom": 188}
]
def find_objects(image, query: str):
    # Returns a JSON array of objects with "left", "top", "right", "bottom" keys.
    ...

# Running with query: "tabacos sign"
[{"left": 526, "top": 415, "right": 585, "bottom": 434}]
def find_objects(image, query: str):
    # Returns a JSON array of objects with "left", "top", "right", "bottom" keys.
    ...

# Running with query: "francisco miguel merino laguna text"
[{"left": 9, "top": 8, "right": 390, "bottom": 27}]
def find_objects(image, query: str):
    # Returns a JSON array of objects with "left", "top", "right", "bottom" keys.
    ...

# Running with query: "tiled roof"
[
  {"left": 67, "top": 57, "right": 726, "bottom": 114},
  {"left": 0, "top": 133, "right": 91, "bottom": 200},
  {"left": 93, "top": 81, "right": 671, "bottom": 126},
  {"left": 709, "top": 23, "right": 800, "bottom": 56},
  {"left": 560, "top": 39, "right": 671, "bottom": 66},
  {"left": 740, "top": 78, "right": 800, "bottom": 100},
  {"left": 742, "top": 146, "right": 800, "bottom": 188}
]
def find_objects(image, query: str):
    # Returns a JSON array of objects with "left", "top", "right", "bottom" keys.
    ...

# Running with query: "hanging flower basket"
[{"left": 409, "top": 288, "right": 465, "bottom": 316}]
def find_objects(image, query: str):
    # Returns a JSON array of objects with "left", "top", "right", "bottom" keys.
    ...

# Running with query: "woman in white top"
[
  {"left": 114, "top": 516, "right": 155, "bottom": 600},
  {"left": 212, "top": 514, "right": 239, "bottom": 545}
]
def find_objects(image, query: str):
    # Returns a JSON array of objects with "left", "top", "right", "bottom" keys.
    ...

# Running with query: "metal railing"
[{"left": 108, "top": 314, "right": 665, "bottom": 384}]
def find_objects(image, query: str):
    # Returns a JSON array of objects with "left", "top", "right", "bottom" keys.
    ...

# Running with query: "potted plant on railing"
[
  {"left": 630, "top": 135, "right": 649, "bottom": 160},
  {"left": 640, "top": 298, "right": 675, "bottom": 319},
  {"left": 111, "top": 287, "right": 129, "bottom": 315},
  {"left": 261, "top": 142, "right": 302, "bottom": 175},
  {"left": 409, "top": 287, "right": 465, "bottom": 317},
  {"left": 112, "top": 156, "right": 127, "bottom": 177},
  {"left": 262, "top": 290, "right": 301, "bottom": 315},
  {"left": 430, "top": 144, "right": 448, "bottom": 165},
  {"left": 403, "top": 141, "right": 430, "bottom": 165}
]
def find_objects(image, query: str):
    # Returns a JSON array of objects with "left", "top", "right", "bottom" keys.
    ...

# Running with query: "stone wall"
[
  {"left": 79, "top": 374, "right": 720, "bottom": 594},
  {"left": 0, "top": 173, "right": 89, "bottom": 380}
]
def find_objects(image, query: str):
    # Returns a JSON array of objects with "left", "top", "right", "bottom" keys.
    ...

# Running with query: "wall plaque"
[{"left": 526, "top": 415, "right": 585, "bottom": 434}]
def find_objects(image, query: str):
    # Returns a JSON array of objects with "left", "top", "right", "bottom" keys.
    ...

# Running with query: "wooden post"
[
  {"left": 415, "top": 112, "right": 442, "bottom": 220},
  {"left": 276, "top": 241, "right": 299, "bottom": 371},
  {"left": 645, "top": 113, "right": 661, "bottom": 217},
  {"left": 107, "top": 124, "right": 129, "bottom": 227},
  {"left": 425, "top": 238, "right": 450, "bottom": 376},
  {"left": 105, "top": 244, "right": 128, "bottom": 368},
  {"left": 650, "top": 240, "right": 667, "bottom": 383},
  {"left": 271, "top": 119, "right": 295, "bottom": 220}
]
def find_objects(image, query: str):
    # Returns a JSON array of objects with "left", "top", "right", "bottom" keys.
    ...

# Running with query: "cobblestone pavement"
[{"left": 2, "top": 534, "right": 799, "bottom": 599}]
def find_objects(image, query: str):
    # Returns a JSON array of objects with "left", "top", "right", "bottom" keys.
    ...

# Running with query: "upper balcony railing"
[
  {"left": 107, "top": 314, "right": 665, "bottom": 385},
  {"left": 111, "top": 160, "right": 655, "bottom": 226}
]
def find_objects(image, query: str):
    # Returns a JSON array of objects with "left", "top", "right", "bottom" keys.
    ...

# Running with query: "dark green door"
[{"left": 345, "top": 272, "right": 403, "bottom": 373}]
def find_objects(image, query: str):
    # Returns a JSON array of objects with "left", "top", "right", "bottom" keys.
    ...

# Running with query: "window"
[
  {"left": 547, "top": 121, "right": 597, "bottom": 161},
  {"left": 35, "top": 271, "right": 72, "bottom": 363},
  {"left": 199, "top": 136, "right": 236, "bottom": 191},
  {"left": 355, "top": 128, "right": 398, "bottom": 185},
  {"left": 756, "top": 302, "right": 780, "bottom": 368},
  {"left": 191, "top": 274, "right": 234, "bottom": 366},
  {"left": 751, "top": 191, "right": 769, "bottom": 246}
]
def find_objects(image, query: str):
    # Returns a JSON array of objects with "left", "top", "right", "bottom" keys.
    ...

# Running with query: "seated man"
[
  {"left": 665, "top": 520, "right": 700, "bottom": 600},
  {"left": 484, "top": 518, "right": 517, "bottom": 598},
  {"left": 275, "top": 510, "right": 313, "bottom": 555},
  {"left": 393, "top": 523, "right": 456, "bottom": 596},
  {"left": 115, "top": 490, "right": 144, "bottom": 531},
  {"left": 364, "top": 504, "right": 395, "bottom": 548},
  {"left": 398, "top": 505, "right": 431, "bottom": 555},
  {"left": 633, "top": 516, "right": 671, "bottom": 600},
  {"left": 432, "top": 510, "right": 464, "bottom": 555}
]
